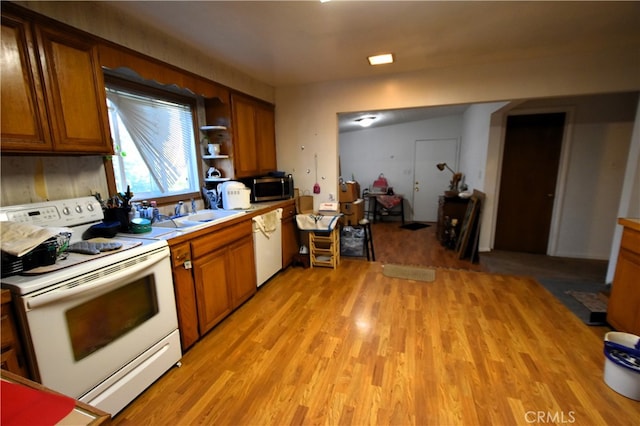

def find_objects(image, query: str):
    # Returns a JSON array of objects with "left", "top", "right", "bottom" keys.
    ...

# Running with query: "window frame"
[{"left": 103, "top": 74, "right": 204, "bottom": 205}]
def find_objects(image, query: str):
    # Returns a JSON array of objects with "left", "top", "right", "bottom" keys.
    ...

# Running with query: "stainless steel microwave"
[{"left": 241, "top": 175, "right": 294, "bottom": 202}]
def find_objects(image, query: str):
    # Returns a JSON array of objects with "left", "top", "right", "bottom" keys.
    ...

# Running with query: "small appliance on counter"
[
  {"left": 240, "top": 173, "right": 294, "bottom": 202},
  {"left": 218, "top": 181, "right": 251, "bottom": 210}
]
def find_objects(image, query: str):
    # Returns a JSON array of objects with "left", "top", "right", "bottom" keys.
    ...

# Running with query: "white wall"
[
  {"left": 339, "top": 115, "right": 463, "bottom": 218},
  {"left": 607, "top": 96, "right": 640, "bottom": 283},
  {"left": 459, "top": 103, "right": 509, "bottom": 193},
  {"left": 276, "top": 49, "right": 639, "bottom": 213}
]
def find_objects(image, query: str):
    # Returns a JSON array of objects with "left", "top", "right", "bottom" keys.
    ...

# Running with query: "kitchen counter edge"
[
  {"left": 618, "top": 217, "right": 640, "bottom": 232},
  {"left": 165, "top": 199, "right": 295, "bottom": 247}
]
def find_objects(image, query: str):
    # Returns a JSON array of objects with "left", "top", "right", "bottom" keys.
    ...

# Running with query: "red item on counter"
[{"left": 1, "top": 380, "right": 76, "bottom": 426}]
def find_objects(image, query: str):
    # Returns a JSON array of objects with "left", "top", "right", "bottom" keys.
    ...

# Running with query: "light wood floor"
[{"left": 111, "top": 222, "right": 637, "bottom": 425}]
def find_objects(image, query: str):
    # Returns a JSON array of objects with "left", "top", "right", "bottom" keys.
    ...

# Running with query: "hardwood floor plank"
[{"left": 109, "top": 224, "right": 637, "bottom": 425}]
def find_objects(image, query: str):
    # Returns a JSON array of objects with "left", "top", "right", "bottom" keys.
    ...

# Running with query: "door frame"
[{"left": 493, "top": 106, "right": 575, "bottom": 255}]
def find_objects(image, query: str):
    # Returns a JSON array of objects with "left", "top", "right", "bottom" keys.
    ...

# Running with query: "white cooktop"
[{"left": 0, "top": 197, "right": 167, "bottom": 296}]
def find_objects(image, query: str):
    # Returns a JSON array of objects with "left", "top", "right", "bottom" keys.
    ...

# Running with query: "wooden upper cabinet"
[
  {"left": 35, "top": 25, "right": 111, "bottom": 153},
  {"left": 1, "top": 7, "right": 112, "bottom": 154},
  {"left": 231, "top": 93, "right": 276, "bottom": 178},
  {"left": 0, "top": 13, "right": 52, "bottom": 151},
  {"left": 255, "top": 102, "right": 277, "bottom": 172}
]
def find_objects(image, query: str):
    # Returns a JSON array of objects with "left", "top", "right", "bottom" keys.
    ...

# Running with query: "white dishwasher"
[{"left": 252, "top": 208, "right": 283, "bottom": 287}]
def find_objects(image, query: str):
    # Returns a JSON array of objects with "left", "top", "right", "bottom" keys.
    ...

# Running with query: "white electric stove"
[{"left": 0, "top": 196, "right": 181, "bottom": 417}]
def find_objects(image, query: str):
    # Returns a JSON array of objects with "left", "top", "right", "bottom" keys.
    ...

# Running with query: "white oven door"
[{"left": 22, "top": 247, "right": 178, "bottom": 400}]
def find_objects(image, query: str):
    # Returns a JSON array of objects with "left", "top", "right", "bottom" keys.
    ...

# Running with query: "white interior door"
[{"left": 412, "top": 138, "right": 459, "bottom": 222}]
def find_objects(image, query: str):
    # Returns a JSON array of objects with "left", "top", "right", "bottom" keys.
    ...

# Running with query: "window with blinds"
[{"left": 105, "top": 81, "right": 199, "bottom": 201}]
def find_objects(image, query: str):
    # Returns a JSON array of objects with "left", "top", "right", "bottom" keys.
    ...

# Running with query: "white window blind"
[{"left": 106, "top": 86, "right": 199, "bottom": 199}]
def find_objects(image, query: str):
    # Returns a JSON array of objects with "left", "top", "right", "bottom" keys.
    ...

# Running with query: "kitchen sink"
[
  {"left": 152, "top": 220, "right": 195, "bottom": 229},
  {"left": 184, "top": 209, "right": 246, "bottom": 222},
  {"left": 151, "top": 209, "right": 246, "bottom": 233}
]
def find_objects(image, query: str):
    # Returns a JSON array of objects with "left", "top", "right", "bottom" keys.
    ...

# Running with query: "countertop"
[
  {"left": 618, "top": 217, "right": 640, "bottom": 232},
  {"left": 125, "top": 199, "right": 296, "bottom": 247}
]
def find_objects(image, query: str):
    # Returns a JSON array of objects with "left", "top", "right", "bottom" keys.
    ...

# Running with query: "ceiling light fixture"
[
  {"left": 367, "top": 53, "right": 394, "bottom": 66},
  {"left": 355, "top": 116, "right": 377, "bottom": 127}
]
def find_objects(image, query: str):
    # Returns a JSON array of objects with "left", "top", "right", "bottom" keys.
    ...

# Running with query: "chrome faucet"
[
  {"left": 151, "top": 214, "right": 179, "bottom": 228},
  {"left": 174, "top": 201, "right": 185, "bottom": 217},
  {"left": 191, "top": 198, "right": 197, "bottom": 214}
]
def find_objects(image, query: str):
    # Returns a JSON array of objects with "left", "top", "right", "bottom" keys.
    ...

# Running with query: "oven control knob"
[
  {"left": 62, "top": 207, "right": 70, "bottom": 216},
  {"left": 87, "top": 203, "right": 94, "bottom": 212},
  {"left": 75, "top": 205, "right": 83, "bottom": 213}
]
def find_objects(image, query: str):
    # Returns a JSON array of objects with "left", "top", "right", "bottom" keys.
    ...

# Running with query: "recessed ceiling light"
[
  {"left": 367, "top": 53, "right": 394, "bottom": 66},
  {"left": 355, "top": 116, "right": 377, "bottom": 127}
]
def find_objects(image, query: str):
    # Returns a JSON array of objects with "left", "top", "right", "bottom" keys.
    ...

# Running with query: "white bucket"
[{"left": 603, "top": 331, "right": 640, "bottom": 400}]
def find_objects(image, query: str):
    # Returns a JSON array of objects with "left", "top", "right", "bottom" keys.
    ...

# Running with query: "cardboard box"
[
  {"left": 296, "top": 195, "right": 314, "bottom": 214},
  {"left": 340, "top": 198, "right": 364, "bottom": 225},
  {"left": 339, "top": 181, "right": 361, "bottom": 203},
  {"left": 318, "top": 202, "right": 339, "bottom": 213}
]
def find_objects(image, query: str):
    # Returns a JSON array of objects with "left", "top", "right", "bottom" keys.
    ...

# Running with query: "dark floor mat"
[
  {"left": 537, "top": 278, "right": 609, "bottom": 325},
  {"left": 399, "top": 223, "right": 430, "bottom": 231}
]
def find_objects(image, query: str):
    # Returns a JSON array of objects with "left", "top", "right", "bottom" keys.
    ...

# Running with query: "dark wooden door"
[{"left": 494, "top": 113, "right": 565, "bottom": 253}]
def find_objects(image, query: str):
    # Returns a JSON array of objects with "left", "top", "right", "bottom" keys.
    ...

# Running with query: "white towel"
[
  {"left": 1, "top": 221, "right": 71, "bottom": 257},
  {"left": 254, "top": 210, "right": 279, "bottom": 238},
  {"left": 295, "top": 214, "right": 341, "bottom": 231}
]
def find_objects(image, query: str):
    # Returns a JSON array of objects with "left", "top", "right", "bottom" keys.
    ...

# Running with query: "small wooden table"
[
  {"left": 371, "top": 194, "right": 405, "bottom": 224},
  {"left": 1, "top": 369, "right": 111, "bottom": 425}
]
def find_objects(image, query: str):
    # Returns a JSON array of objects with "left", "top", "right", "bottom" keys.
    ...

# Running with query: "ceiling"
[
  {"left": 337, "top": 103, "right": 471, "bottom": 133},
  {"left": 105, "top": 1, "right": 640, "bottom": 131}
]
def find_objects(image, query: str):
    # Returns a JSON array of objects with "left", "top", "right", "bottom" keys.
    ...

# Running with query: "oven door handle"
[{"left": 26, "top": 250, "right": 169, "bottom": 309}]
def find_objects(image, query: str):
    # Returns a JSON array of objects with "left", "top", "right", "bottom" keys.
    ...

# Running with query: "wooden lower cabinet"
[
  {"left": 1, "top": 290, "right": 29, "bottom": 378},
  {"left": 227, "top": 235, "right": 258, "bottom": 309},
  {"left": 170, "top": 219, "right": 256, "bottom": 351},
  {"left": 170, "top": 243, "right": 199, "bottom": 351},
  {"left": 193, "top": 247, "right": 233, "bottom": 334},
  {"left": 607, "top": 218, "right": 640, "bottom": 335},
  {"left": 281, "top": 200, "right": 298, "bottom": 268}
]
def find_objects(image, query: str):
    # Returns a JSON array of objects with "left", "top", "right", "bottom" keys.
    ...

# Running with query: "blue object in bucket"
[{"left": 604, "top": 334, "right": 640, "bottom": 373}]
